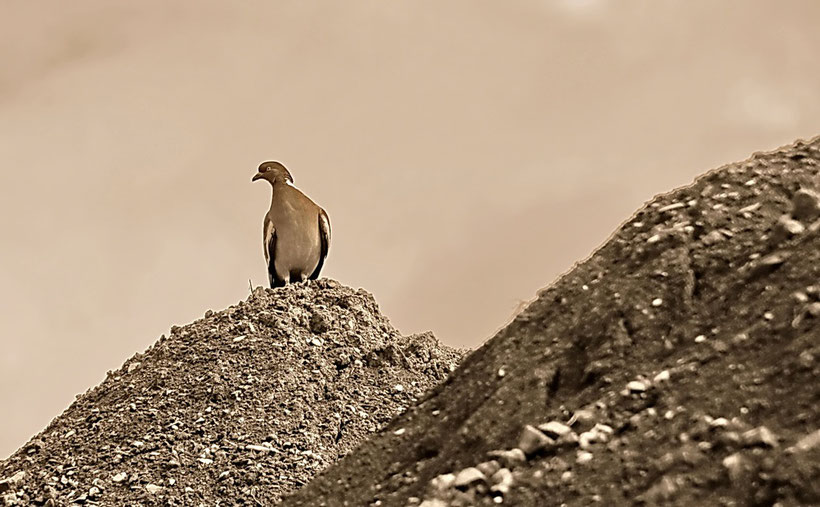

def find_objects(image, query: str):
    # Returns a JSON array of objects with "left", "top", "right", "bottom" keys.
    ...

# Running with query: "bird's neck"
[{"left": 270, "top": 180, "right": 289, "bottom": 202}]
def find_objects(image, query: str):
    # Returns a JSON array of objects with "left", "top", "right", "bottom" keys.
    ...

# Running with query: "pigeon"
[{"left": 252, "top": 161, "right": 330, "bottom": 287}]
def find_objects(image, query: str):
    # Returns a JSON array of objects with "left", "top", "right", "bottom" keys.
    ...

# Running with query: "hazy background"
[{"left": 1, "top": 0, "right": 819, "bottom": 459}]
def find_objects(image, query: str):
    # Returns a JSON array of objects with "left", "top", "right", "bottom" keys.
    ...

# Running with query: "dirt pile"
[
  {"left": 0, "top": 280, "right": 462, "bottom": 506},
  {"left": 285, "top": 137, "right": 820, "bottom": 506}
]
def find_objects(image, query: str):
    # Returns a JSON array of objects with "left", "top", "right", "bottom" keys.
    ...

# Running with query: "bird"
[{"left": 252, "top": 161, "right": 331, "bottom": 288}]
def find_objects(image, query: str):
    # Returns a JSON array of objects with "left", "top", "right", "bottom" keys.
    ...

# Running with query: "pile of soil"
[
  {"left": 0, "top": 280, "right": 462, "bottom": 506},
  {"left": 285, "top": 137, "right": 820, "bottom": 506}
]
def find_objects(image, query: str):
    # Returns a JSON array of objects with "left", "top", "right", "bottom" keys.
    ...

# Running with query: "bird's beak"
[{"left": 252, "top": 172, "right": 263, "bottom": 182}]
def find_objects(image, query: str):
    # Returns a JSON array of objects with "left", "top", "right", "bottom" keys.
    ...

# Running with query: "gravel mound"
[
  {"left": 0, "top": 280, "right": 462, "bottom": 506},
  {"left": 284, "top": 137, "right": 820, "bottom": 506}
]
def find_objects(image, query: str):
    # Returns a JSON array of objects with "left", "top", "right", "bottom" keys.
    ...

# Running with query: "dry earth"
[
  {"left": 2, "top": 137, "right": 819, "bottom": 507},
  {"left": 0, "top": 281, "right": 462, "bottom": 505},
  {"left": 284, "top": 137, "right": 820, "bottom": 507}
]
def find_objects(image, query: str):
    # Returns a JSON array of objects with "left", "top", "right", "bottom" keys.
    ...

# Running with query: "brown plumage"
[{"left": 252, "top": 161, "right": 331, "bottom": 288}]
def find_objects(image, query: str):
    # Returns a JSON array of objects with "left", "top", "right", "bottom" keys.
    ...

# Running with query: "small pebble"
[
  {"left": 430, "top": 473, "right": 455, "bottom": 492},
  {"left": 701, "top": 230, "right": 726, "bottom": 245},
  {"left": 772, "top": 214, "right": 805, "bottom": 242},
  {"left": 723, "top": 453, "right": 748, "bottom": 483},
  {"left": 487, "top": 448, "right": 526, "bottom": 467},
  {"left": 576, "top": 451, "right": 593, "bottom": 464},
  {"left": 742, "top": 426, "right": 779, "bottom": 448},
  {"left": 476, "top": 460, "right": 501, "bottom": 478},
  {"left": 490, "top": 468, "right": 513, "bottom": 495},
  {"left": 627, "top": 380, "right": 648, "bottom": 393},
  {"left": 659, "top": 202, "right": 685, "bottom": 212},
  {"left": 789, "top": 429, "right": 820, "bottom": 453}
]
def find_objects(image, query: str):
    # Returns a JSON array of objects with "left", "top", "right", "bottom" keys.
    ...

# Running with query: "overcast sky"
[{"left": 1, "top": 0, "right": 819, "bottom": 459}]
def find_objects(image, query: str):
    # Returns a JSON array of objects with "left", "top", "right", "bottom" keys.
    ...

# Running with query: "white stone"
[
  {"left": 627, "top": 380, "right": 648, "bottom": 393},
  {"left": 537, "top": 421, "right": 573, "bottom": 439},
  {"left": 453, "top": 467, "right": 485, "bottom": 488},
  {"left": 576, "top": 451, "right": 593, "bottom": 464}
]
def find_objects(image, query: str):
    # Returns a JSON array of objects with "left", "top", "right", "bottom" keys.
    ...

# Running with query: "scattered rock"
[
  {"left": 659, "top": 202, "right": 686, "bottom": 213},
  {"left": 475, "top": 460, "right": 501, "bottom": 478},
  {"left": 722, "top": 453, "right": 750, "bottom": 484},
  {"left": 429, "top": 473, "right": 455, "bottom": 493},
  {"left": 792, "top": 188, "right": 820, "bottom": 221},
  {"left": 0, "top": 472, "right": 24, "bottom": 493},
  {"left": 742, "top": 426, "right": 779, "bottom": 448},
  {"left": 789, "top": 429, "right": 820, "bottom": 453},
  {"left": 639, "top": 475, "right": 680, "bottom": 503},
  {"left": 309, "top": 310, "right": 331, "bottom": 334},
  {"left": 570, "top": 408, "right": 596, "bottom": 426},
  {"left": 626, "top": 380, "right": 648, "bottom": 393},
  {"left": 576, "top": 451, "right": 593, "bottom": 464},
  {"left": 490, "top": 468, "right": 513, "bottom": 495},
  {"left": 453, "top": 467, "right": 485, "bottom": 489},
  {"left": 771, "top": 214, "right": 805, "bottom": 242},
  {"left": 537, "top": 421, "right": 573, "bottom": 440},
  {"left": 517, "top": 425, "right": 555, "bottom": 456},
  {"left": 701, "top": 230, "right": 726, "bottom": 246},
  {"left": 486, "top": 449, "right": 526, "bottom": 468}
]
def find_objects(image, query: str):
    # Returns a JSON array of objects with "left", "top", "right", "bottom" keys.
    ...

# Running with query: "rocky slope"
[
  {"left": 0, "top": 281, "right": 462, "bottom": 506},
  {"left": 284, "top": 137, "right": 820, "bottom": 506}
]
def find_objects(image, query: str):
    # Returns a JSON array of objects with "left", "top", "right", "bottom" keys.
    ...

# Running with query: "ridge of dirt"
[
  {"left": 284, "top": 137, "right": 820, "bottom": 507},
  {"left": 0, "top": 280, "right": 463, "bottom": 506}
]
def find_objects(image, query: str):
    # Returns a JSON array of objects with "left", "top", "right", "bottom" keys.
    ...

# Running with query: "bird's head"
[{"left": 252, "top": 161, "right": 294, "bottom": 184}]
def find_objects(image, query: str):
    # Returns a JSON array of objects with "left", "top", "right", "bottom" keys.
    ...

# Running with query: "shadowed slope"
[{"left": 285, "top": 137, "right": 820, "bottom": 506}]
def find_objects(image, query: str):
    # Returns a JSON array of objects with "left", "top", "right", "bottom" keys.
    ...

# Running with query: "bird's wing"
[
  {"left": 263, "top": 217, "right": 279, "bottom": 287},
  {"left": 319, "top": 207, "right": 331, "bottom": 255},
  {"left": 309, "top": 208, "right": 331, "bottom": 280},
  {"left": 263, "top": 216, "right": 275, "bottom": 265}
]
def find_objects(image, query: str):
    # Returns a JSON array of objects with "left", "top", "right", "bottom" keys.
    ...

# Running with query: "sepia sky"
[{"left": 1, "top": 0, "right": 819, "bottom": 459}]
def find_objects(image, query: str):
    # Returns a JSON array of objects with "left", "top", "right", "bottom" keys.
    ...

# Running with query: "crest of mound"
[
  {"left": 0, "top": 279, "right": 463, "bottom": 506},
  {"left": 284, "top": 137, "right": 820, "bottom": 506}
]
